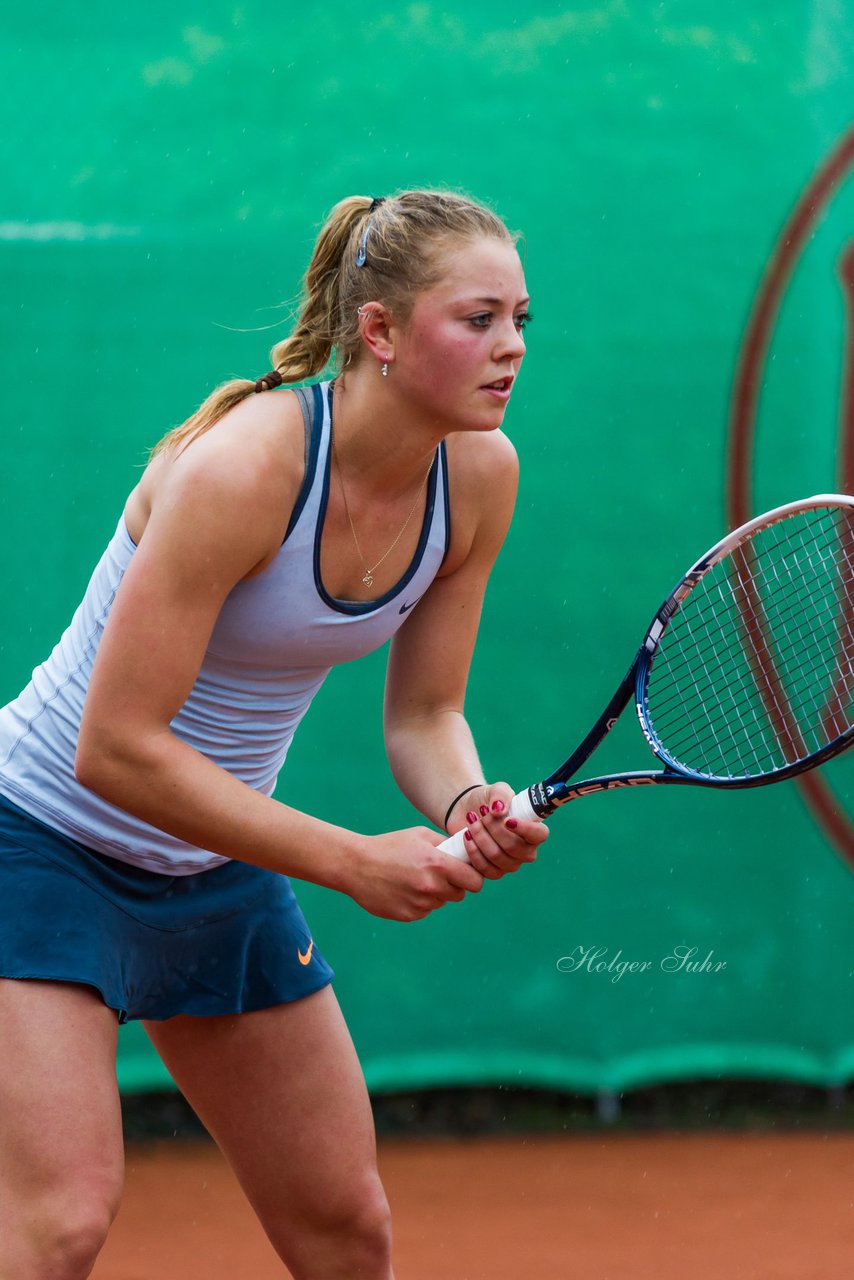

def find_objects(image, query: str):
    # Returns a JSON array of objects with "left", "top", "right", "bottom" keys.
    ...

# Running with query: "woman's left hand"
[{"left": 445, "top": 782, "right": 549, "bottom": 879}]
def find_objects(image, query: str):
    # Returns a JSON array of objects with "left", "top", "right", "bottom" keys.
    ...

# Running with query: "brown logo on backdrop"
[{"left": 727, "top": 124, "right": 854, "bottom": 868}]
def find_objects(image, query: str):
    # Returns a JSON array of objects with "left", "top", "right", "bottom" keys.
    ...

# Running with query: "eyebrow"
[{"left": 464, "top": 295, "right": 531, "bottom": 307}]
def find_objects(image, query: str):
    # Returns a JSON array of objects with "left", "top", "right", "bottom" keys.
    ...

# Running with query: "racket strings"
[
  {"left": 665, "top": 517, "right": 852, "bottom": 694},
  {"left": 652, "top": 572, "right": 833, "bottom": 718},
  {"left": 661, "top": 611, "right": 840, "bottom": 775},
  {"left": 651, "top": 575, "right": 846, "bottom": 745},
  {"left": 650, "top": 544, "right": 848, "bottom": 725},
  {"left": 672, "top": 520, "right": 854, "bottom": 771},
  {"left": 698, "top": 523, "right": 854, "bottom": 768},
  {"left": 663, "top": 622, "right": 839, "bottom": 775},
  {"left": 654, "top": 516, "right": 844, "bottom": 677},
  {"left": 644, "top": 506, "right": 854, "bottom": 779},
  {"left": 662, "top": 625, "right": 793, "bottom": 777}
]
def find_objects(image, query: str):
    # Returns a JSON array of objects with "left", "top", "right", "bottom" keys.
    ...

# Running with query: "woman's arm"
[
  {"left": 77, "top": 404, "right": 483, "bottom": 921},
  {"left": 384, "top": 430, "right": 548, "bottom": 876}
]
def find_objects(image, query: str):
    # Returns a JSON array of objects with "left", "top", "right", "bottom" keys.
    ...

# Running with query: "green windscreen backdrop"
[{"left": 2, "top": 5, "right": 854, "bottom": 1094}]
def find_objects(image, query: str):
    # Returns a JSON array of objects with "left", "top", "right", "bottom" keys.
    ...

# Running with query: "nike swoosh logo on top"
[
  {"left": 298, "top": 940, "right": 314, "bottom": 966},
  {"left": 399, "top": 597, "right": 422, "bottom": 615}
]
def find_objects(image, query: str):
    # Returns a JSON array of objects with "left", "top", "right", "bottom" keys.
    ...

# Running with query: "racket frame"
[{"left": 529, "top": 493, "right": 854, "bottom": 817}]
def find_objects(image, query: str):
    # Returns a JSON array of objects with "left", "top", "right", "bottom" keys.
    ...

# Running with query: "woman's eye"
[{"left": 467, "top": 311, "right": 533, "bottom": 331}]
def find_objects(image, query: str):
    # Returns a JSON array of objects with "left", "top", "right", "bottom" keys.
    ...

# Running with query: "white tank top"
[{"left": 0, "top": 382, "right": 450, "bottom": 874}]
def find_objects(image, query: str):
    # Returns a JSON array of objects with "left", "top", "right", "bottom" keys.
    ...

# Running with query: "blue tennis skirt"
[{"left": 0, "top": 793, "right": 334, "bottom": 1023}]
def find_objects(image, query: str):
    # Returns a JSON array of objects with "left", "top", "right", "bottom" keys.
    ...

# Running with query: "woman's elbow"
[
  {"left": 74, "top": 737, "right": 116, "bottom": 798},
  {"left": 74, "top": 725, "right": 142, "bottom": 802}
]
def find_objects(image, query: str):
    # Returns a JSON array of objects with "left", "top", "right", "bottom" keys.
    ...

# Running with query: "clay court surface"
[{"left": 90, "top": 1131, "right": 854, "bottom": 1279}]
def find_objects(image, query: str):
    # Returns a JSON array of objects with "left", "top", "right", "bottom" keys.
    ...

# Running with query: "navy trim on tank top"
[
  {"left": 282, "top": 384, "right": 324, "bottom": 544},
  {"left": 440, "top": 437, "right": 451, "bottom": 565},
  {"left": 313, "top": 437, "right": 443, "bottom": 616}
]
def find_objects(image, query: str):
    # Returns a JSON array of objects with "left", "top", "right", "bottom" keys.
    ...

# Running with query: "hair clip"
[
  {"left": 356, "top": 222, "right": 370, "bottom": 268},
  {"left": 356, "top": 199, "right": 385, "bottom": 267}
]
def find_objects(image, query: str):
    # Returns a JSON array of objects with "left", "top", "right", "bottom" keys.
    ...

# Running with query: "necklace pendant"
[{"left": 363, "top": 572, "right": 374, "bottom": 587}]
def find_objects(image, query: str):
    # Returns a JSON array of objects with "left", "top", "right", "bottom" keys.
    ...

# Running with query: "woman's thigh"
[
  {"left": 143, "top": 986, "right": 383, "bottom": 1228},
  {"left": 0, "top": 978, "right": 124, "bottom": 1227}
]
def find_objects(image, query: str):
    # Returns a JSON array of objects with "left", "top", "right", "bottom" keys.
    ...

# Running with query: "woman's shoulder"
[
  {"left": 445, "top": 427, "right": 518, "bottom": 497},
  {"left": 439, "top": 429, "right": 519, "bottom": 574},
  {"left": 181, "top": 385, "right": 308, "bottom": 469},
  {"left": 125, "top": 389, "right": 309, "bottom": 550}
]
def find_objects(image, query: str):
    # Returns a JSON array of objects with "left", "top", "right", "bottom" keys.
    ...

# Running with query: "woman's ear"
[{"left": 357, "top": 303, "right": 395, "bottom": 366}]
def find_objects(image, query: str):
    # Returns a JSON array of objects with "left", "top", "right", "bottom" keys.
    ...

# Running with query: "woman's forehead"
[{"left": 427, "top": 239, "right": 527, "bottom": 305}]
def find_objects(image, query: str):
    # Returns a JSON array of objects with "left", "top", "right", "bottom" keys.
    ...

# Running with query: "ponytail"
[{"left": 152, "top": 196, "right": 374, "bottom": 456}]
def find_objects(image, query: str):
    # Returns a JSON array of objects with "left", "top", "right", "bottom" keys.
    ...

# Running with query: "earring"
[{"left": 381, "top": 362, "right": 389, "bottom": 378}]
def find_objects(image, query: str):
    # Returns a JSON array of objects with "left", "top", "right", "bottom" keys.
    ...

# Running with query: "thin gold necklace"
[{"left": 332, "top": 439, "right": 433, "bottom": 588}]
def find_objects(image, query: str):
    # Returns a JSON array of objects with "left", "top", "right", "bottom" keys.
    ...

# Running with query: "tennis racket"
[{"left": 441, "top": 494, "right": 854, "bottom": 861}]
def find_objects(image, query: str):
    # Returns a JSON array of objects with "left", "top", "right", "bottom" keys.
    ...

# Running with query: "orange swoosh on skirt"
[{"left": 298, "top": 939, "right": 314, "bottom": 966}]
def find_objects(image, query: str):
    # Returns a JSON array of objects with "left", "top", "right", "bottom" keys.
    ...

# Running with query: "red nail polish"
[
  {"left": 466, "top": 811, "right": 478, "bottom": 824},
  {"left": 479, "top": 805, "right": 489, "bottom": 816},
  {"left": 491, "top": 800, "right": 505, "bottom": 813},
  {"left": 505, "top": 818, "right": 518, "bottom": 830},
  {"left": 464, "top": 829, "right": 473, "bottom": 841}
]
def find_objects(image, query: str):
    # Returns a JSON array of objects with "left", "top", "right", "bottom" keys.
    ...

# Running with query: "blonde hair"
[{"left": 153, "top": 190, "right": 516, "bottom": 455}]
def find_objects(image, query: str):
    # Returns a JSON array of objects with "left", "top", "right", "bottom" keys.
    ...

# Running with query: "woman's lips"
[{"left": 480, "top": 376, "right": 514, "bottom": 400}]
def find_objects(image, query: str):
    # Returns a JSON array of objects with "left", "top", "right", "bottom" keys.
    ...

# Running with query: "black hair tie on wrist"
[
  {"left": 443, "top": 784, "right": 485, "bottom": 831},
  {"left": 254, "top": 369, "right": 283, "bottom": 393}
]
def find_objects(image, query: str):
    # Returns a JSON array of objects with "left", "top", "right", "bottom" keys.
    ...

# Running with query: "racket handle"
[{"left": 439, "top": 789, "right": 540, "bottom": 862}]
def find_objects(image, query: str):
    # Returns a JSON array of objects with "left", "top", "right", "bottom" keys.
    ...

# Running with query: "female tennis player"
[{"left": 0, "top": 190, "right": 547, "bottom": 1279}]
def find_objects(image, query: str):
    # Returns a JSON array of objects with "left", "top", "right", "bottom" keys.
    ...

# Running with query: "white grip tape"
[{"left": 438, "top": 789, "right": 540, "bottom": 862}]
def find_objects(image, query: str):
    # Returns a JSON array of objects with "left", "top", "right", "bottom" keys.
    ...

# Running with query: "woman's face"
[{"left": 391, "top": 236, "right": 530, "bottom": 432}]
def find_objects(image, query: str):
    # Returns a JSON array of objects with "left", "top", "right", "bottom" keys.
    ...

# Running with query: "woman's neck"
[{"left": 330, "top": 369, "right": 443, "bottom": 498}]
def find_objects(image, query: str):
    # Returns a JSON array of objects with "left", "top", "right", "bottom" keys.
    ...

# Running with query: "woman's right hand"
[{"left": 345, "top": 828, "right": 485, "bottom": 921}]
